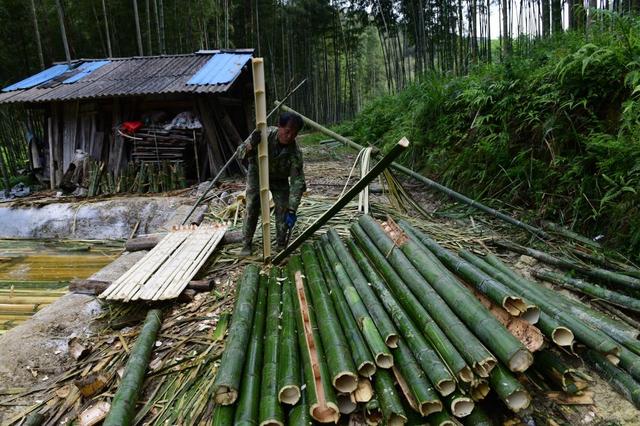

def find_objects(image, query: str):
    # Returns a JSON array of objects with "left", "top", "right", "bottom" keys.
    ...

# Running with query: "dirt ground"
[{"left": 0, "top": 136, "right": 639, "bottom": 425}]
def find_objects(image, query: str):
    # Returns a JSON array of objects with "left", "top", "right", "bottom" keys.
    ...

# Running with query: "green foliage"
[{"left": 345, "top": 14, "right": 640, "bottom": 260}]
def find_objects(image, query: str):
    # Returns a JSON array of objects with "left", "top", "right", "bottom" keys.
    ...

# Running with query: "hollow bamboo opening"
[
  {"left": 552, "top": 327, "right": 574, "bottom": 347},
  {"left": 450, "top": 397, "right": 474, "bottom": 418},
  {"left": 503, "top": 296, "right": 527, "bottom": 317},
  {"left": 471, "top": 380, "right": 490, "bottom": 401},
  {"left": 437, "top": 380, "right": 457, "bottom": 397},
  {"left": 474, "top": 357, "right": 497, "bottom": 378},
  {"left": 388, "top": 414, "right": 408, "bottom": 426},
  {"left": 334, "top": 372, "right": 358, "bottom": 393},
  {"left": 337, "top": 393, "right": 357, "bottom": 414},
  {"left": 213, "top": 387, "right": 237, "bottom": 405},
  {"left": 353, "top": 378, "right": 374, "bottom": 403},
  {"left": 310, "top": 402, "right": 340, "bottom": 424},
  {"left": 278, "top": 385, "right": 300, "bottom": 405},
  {"left": 457, "top": 366, "right": 474, "bottom": 383},
  {"left": 385, "top": 334, "right": 399, "bottom": 348},
  {"left": 521, "top": 306, "right": 541, "bottom": 324},
  {"left": 506, "top": 390, "right": 531, "bottom": 412},
  {"left": 420, "top": 400, "right": 443, "bottom": 417},
  {"left": 259, "top": 421, "right": 284, "bottom": 426},
  {"left": 358, "top": 361, "right": 376, "bottom": 378},
  {"left": 375, "top": 352, "right": 394, "bottom": 369},
  {"left": 508, "top": 349, "right": 533, "bottom": 372}
]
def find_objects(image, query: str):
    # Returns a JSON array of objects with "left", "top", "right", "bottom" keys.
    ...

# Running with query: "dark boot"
[{"left": 239, "top": 242, "right": 253, "bottom": 257}]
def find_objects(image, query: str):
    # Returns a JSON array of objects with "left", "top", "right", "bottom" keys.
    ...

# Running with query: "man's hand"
[
  {"left": 285, "top": 210, "right": 297, "bottom": 229},
  {"left": 235, "top": 142, "right": 252, "bottom": 159}
]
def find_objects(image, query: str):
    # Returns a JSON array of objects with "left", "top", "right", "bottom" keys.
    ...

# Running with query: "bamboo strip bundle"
[
  {"left": 288, "top": 256, "right": 340, "bottom": 423},
  {"left": 321, "top": 241, "right": 394, "bottom": 369},
  {"left": 259, "top": 269, "right": 284, "bottom": 426},
  {"left": 277, "top": 269, "right": 301, "bottom": 404},
  {"left": 460, "top": 252, "right": 575, "bottom": 347},
  {"left": 315, "top": 242, "right": 377, "bottom": 378},
  {"left": 300, "top": 244, "right": 359, "bottom": 393},
  {"left": 327, "top": 229, "right": 399, "bottom": 348},
  {"left": 234, "top": 274, "right": 267, "bottom": 425},
  {"left": 350, "top": 223, "right": 495, "bottom": 379},
  {"left": 532, "top": 269, "right": 640, "bottom": 313},
  {"left": 212, "top": 265, "right": 260, "bottom": 405},
  {"left": 361, "top": 216, "right": 532, "bottom": 373}
]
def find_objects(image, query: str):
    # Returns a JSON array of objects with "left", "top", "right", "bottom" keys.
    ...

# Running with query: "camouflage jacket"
[{"left": 243, "top": 127, "right": 306, "bottom": 211}]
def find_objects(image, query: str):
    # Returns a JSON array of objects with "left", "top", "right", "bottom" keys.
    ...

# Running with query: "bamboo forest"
[{"left": 1, "top": 0, "right": 640, "bottom": 425}]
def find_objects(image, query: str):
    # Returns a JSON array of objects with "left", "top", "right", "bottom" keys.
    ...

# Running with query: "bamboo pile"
[{"left": 85, "top": 159, "right": 187, "bottom": 196}]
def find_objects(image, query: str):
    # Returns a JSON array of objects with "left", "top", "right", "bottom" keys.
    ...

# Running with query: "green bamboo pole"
[
  {"left": 287, "top": 255, "right": 340, "bottom": 423},
  {"left": 458, "top": 252, "right": 574, "bottom": 347},
  {"left": 287, "top": 367, "right": 311, "bottom": 425},
  {"left": 103, "top": 308, "right": 162, "bottom": 426},
  {"left": 583, "top": 349, "right": 640, "bottom": 409},
  {"left": 277, "top": 268, "right": 301, "bottom": 405},
  {"left": 213, "top": 264, "right": 260, "bottom": 405},
  {"left": 618, "top": 348, "right": 640, "bottom": 386},
  {"left": 495, "top": 240, "right": 640, "bottom": 294},
  {"left": 365, "top": 217, "right": 531, "bottom": 373},
  {"left": 350, "top": 223, "right": 495, "bottom": 379},
  {"left": 300, "top": 243, "right": 359, "bottom": 393},
  {"left": 259, "top": 269, "right": 284, "bottom": 426},
  {"left": 327, "top": 229, "right": 399, "bottom": 348},
  {"left": 489, "top": 363, "right": 531, "bottom": 413},
  {"left": 315, "top": 242, "right": 376, "bottom": 378},
  {"left": 532, "top": 269, "right": 640, "bottom": 313},
  {"left": 541, "top": 220, "right": 602, "bottom": 249},
  {"left": 392, "top": 340, "right": 443, "bottom": 416},
  {"left": 463, "top": 405, "right": 494, "bottom": 426},
  {"left": 482, "top": 253, "right": 632, "bottom": 356},
  {"left": 534, "top": 350, "right": 587, "bottom": 394},
  {"left": 346, "top": 238, "right": 472, "bottom": 384},
  {"left": 321, "top": 241, "right": 393, "bottom": 369},
  {"left": 234, "top": 274, "right": 267, "bottom": 425},
  {"left": 211, "top": 405, "right": 235, "bottom": 426},
  {"left": 427, "top": 409, "right": 462, "bottom": 426},
  {"left": 373, "top": 368, "right": 408, "bottom": 425}
]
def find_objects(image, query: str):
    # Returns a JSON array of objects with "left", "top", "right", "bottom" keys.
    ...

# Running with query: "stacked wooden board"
[{"left": 100, "top": 224, "right": 227, "bottom": 302}]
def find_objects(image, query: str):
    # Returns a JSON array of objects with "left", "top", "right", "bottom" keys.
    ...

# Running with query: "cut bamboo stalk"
[
  {"left": 327, "top": 229, "right": 398, "bottom": 348},
  {"left": 252, "top": 58, "right": 271, "bottom": 261},
  {"left": 103, "top": 308, "right": 162, "bottom": 426},
  {"left": 272, "top": 137, "right": 410, "bottom": 264},
  {"left": 234, "top": 274, "right": 268, "bottom": 424},
  {"left": 287, "top": 366, "right": 311, "bottom": 425},
  {"left": 532, "top": 269, "right": 640, "bottom": 313},
  {"left": 469, "top": 378, "right": 490, "bottom": 401},
  {"left": 350, "top": 224, "right": 495, "bottom": 379},
  {"left": 488, "top": 363, "right": 531, "bottom": 412},
  {"left": 259, "top": 268, "right": 284, "bottom": 426},
  {"left": 583, "top": 349, "right": 640, "bottom": 409},
  {"left": 346, "top": 238, "right": 473, "bottom": 383},
  {"left": 277, "top": 268, "right": 301, "bottom": 405},
  {"left": 321, "top": 241, "right": 393, "bottom": 369},
  {"left": 534, "top": 350, "right": 588, "bottom": 394},
  {"left": 373, "top": 368, "right": 408, "bottom": 425},
  {"left": 212, "top": 265, "right": 260, "bottom": 405},
  {"left": 300, "top": 244, "right": 358, "bottom": 393},
  {"left": 288, "top": 256, "right": 340, "bottom": 423},
  {"left": 353, "top": 378, "right": 374, "bottom": 403},
  {"left": 315, "top": 242, "right": 376, "bottom": 378}
]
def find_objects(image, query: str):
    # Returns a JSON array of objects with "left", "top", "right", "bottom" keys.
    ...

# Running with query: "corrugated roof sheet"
[
  {"left": 2, "top": 64, "right": 70, "bottom": 92},
  {"left": 187, "top": 53, "right": 253, "bottom": 85},
  {"left": 0, "top": 50, "right": 253, "bottom": 104}
]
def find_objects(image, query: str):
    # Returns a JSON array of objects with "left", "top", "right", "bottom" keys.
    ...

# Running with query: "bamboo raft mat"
[{"left": 100, "top": 224, "right": 228, "bottom": 302}]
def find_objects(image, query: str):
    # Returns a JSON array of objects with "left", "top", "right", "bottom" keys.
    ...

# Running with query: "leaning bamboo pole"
[
  {"left": 278, "top": 104, "right": 549, "bottom": 239},
  {"left": 362, "top": 217, "right": 532, "bottom": 373},
  {"left": 103, "top": 308, "right": 162, "bottom": 426},
  {"left": 252, "top": 58, "right": 271, "bottom": 260},
  {"left": 300, "top": 244, "right": 359, "bottom": 394},
  {"left": 212, "top": 265, "right": 260, "bottom": 405},
  {"left": 350, "top": 223, "right": 496, "bottom": 379}
]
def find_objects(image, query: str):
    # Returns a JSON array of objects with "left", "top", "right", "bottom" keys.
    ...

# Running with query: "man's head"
[{"left": 277, "top": 112, "right": 303, "bottom": 146}]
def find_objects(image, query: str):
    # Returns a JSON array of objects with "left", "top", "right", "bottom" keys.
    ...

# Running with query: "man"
[{"left": 238, "top": 112, "right": 306, "bottom": 256}]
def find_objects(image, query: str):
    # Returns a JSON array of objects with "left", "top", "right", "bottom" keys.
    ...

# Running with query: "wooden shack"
[{"left": 0, "top": 50, "right": 254, "bottom": 190}]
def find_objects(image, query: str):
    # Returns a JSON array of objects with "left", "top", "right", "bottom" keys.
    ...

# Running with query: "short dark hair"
[{"left": 278, "top": 112, "right": 303, "bottom": 131}]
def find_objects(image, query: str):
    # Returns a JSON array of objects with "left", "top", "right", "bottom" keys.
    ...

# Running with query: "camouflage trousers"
[{"left": 242, "top": 168, "right": 290, "bottom": 248}]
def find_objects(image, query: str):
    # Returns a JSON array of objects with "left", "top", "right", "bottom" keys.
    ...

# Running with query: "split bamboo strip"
[
  {"left": 350, "top": 223, "right": 495, "bottom": 379},
  {"left": 461, "top": 252, "right": 574, "bottom": 347},
  {"left": 212, "top": 265, "right": 260, "bottom": 405},
  {"left": 315, "top": 242, "right": 377, "bottom": 378},
  {"left": 273, "top": 136, "right": 410, "bottom": 264},
  {"left": 583, "top": 349, "right": 640, "bottom": 409},
  {"left": 103, "top": 308, "right": 162, "bottom": 426},
  {"left": 532, "top": 269, "right": 640, "bottom": 313},
  {"left": 366, "top": 217, "right": 532, "bottom": 373},
  {"left": 346, "top": 237, "right": 472, "bottom": 383},
  {"left": 300, "top": 244, "right": 359, "bottom": 393},
  {"left": 277, "top": 268, "right": 301, "bottom": 404},
  {"left": 259, "top": 268, "right": 284, "bottom": 426},
  {"left": 234, "top": 274, "right": 267, "bottom": 425},
  {"left": 321, "top": 241, "right": 393, "bottom": 369},
  {"left": 392, "top": 340, "right": 443, "bottom": 416},
  {"left": 327, "top": 229, "right": 398, "bottom": 348},
  {"left": 288, "top": 256, "right": 340, "bottom": 423},
  {"left": 373, "top": 368, "right": 408, "bottom": 425},
  {"left": 495, "top": 240, "right": 640, "bottom": 294},
  {"left": 252, "top": 58, "right": 271, "bottom": 260},
  {"left": 488, "top": 363, "right": 531, "bottom": 412}
]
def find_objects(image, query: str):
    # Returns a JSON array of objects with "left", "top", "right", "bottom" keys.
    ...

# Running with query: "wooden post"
[
  {"left": 48, "top": 116, "right": 55, "bottom": 189},
  {"left": 252, "top": 58, "right": 271, "bottom": 261}
]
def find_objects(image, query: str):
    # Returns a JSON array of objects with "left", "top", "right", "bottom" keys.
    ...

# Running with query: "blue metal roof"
[
  {"left": 2, "top": 64, "right": 70, "bottom": 92},
  {"left": 187, "top": 53, "right": 252, "bottom": 85},
  {"left": 63, "top": 60, "right": 110, "bottom": 84}
]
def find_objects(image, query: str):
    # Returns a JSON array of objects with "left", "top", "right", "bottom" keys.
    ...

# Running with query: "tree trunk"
[
  {"left": 102, "top": 0, "right": 113, "bottom": 57},
  {"left": 29, "top": 0, "right": 45, "bottom": 69},
  {"left": 158, "top": 0, "right": 165, "bottom": 54},
  {"left": 55, "top": 0, "right": 71, "bottom": 63},
  {"left": 502, "top": 0, "right": 511, "bottom": 57},
  {"left": 542, "top": 0, "right": 550, "bottom": 36},
  {"left": 145, "top": 0, "right": 152, "bottom": 54},
  {"left": 133, "top": 0, "right": 144, "bottom": 55},
  {"left": 551, "top": 0, "right": 562, "bottom": 33}
]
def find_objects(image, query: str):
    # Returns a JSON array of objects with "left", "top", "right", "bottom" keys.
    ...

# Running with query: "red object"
[{"left": 121, "top": 121, "right": 143, "bottom": 134}]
